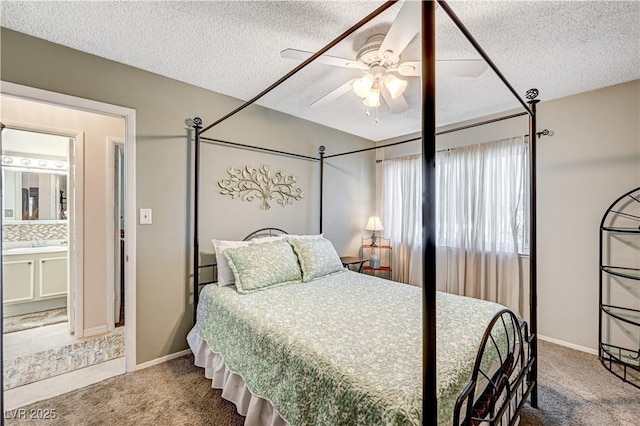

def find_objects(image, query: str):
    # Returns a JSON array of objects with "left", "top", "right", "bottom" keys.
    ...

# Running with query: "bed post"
[
  {"left": 526, "top": 90, "right": 540, "bottom": 408},
  {"left": 192, "top": 117, "right": 203, "bottom": 326},
  {"left": 319, "top": 145, "right": 325, "bottom": 234},
  {"left": 422, "top": 1, "right": 437, "bottom": 424}
]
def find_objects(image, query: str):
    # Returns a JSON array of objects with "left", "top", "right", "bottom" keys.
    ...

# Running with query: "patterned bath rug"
[{"left": 3, "top": 308, "right": 67, "bottom": 334}]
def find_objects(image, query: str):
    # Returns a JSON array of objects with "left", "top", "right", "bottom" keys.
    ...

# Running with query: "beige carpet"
[
  {"left": 7, "top": 340, "right": 640, "bottom": 425},
  {"left": 520, "top": 340, "right": 639, "bottom": 425}
]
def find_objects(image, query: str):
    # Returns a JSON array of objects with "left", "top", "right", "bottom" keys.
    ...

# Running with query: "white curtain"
[
  {"left": 380, "top": 137, "right": 527, "bottom": 313},
  {"left": 436, "top": 137, "right": 527, "bottom": 314},
  {"left": 381, "top": 155, "right": 423, "bottom": 286}
]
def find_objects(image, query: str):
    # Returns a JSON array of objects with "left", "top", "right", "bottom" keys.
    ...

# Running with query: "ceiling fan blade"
[
  {"left": 311, "top": 79, "right": 357, "bottom": 108},
  {"left": 381, "top": 85, "right": 409, "bottom": 114},
  {"left": 281, "top": 48, "right": 368, "bottom": 70},
  {"left": 393, "top": 59, "right": 488, "bottom": 77},
  {"left": 394, "top": 61, "right": 421, "bottom": 77},
  {"left": 378, "top": 1, "right": 420, "bottom": 62},
  {"left": 437, "top": 59, "right": 488, "bottom": 77}
]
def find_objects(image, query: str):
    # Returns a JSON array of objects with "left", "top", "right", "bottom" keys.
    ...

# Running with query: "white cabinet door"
[
  {"left": 39, "top": 257, "right": 67, "bottom": 298},
  {"left": 3, "top": 259, "right": 35, "bottom": 303}
]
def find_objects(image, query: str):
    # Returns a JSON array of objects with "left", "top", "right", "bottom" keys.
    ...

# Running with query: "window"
[{"left": 436, "top": 137, "right": 529, "bottom": 254}]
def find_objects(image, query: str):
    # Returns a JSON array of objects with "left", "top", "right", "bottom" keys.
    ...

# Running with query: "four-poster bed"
[{"left": 188, "top": 1, "right": 540, "bottom": 424}]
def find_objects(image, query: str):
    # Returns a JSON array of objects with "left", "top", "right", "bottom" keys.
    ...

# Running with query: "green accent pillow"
[
  {"left": 288, "top": 237, "right": 345, "bottom": 282},
  {"left": 223, "top": 240, "right": 302, "bottom": 294}
]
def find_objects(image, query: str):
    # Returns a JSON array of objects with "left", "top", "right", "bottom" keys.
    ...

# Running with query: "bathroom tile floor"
[
  {"left": 3, "top": 322, "right": 125, "bottom": 396},
  {"left": 3, "top": 322, "right": 75, "bottom": 359}
]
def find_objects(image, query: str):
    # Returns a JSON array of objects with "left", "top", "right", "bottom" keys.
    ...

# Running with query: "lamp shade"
[
  {"left": 353, "top": 75, "right": 374, "bottom": 98},
  {"left": 384, "top": 74, "right": 408, "bottom": 99},
  {"left": 363, "top": 86, "right": 381, "bottom": 108},
  {"left": 365, "top": 216, "right": 384, "bottom": 231}
]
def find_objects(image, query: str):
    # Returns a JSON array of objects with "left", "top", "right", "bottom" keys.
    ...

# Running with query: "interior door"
[
  {"left": 67, "top": 137, "right": 75, "bottom": 333},
  {"left": 113, "top": 143, "right": 124, "bottom": 325}
]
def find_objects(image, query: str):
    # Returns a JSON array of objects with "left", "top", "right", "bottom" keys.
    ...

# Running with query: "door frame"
[
  {"left": 106, "top": 137, "right": 125, "bottom": 331},
  {"left": 0, "top": 125, "right": 83, "bottom": 333},
  {"left": 68, "top": 132, "right": 84, "bottom": 335},
  {"left": 1, "top": 81, "right": 137, "bottom": 372}
]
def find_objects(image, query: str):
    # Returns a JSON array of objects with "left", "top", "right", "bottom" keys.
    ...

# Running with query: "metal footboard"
[{"left": 453, "top": 309, "right": 536, "bottom": 426}]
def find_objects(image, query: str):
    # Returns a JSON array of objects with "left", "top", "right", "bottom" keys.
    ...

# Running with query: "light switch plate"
[{"left": 139, "top": 208, "right": 152, "bottom": 225}]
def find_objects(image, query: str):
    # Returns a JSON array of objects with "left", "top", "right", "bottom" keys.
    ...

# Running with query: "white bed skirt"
[{"left": 187, "top": 328, "right": 288, "bottom": 426}]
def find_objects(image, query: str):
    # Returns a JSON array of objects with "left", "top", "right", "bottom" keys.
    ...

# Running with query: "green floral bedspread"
[{"left": 196, "top": 270, "right": 505, "bottom": 425}]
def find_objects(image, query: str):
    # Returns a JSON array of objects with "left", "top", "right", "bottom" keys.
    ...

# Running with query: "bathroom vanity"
[{"left": 2, "top": 245, "right": 68, "bottom": 317}]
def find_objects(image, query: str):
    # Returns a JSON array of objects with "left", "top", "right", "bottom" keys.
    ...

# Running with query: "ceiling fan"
[{"left": 280, "top": 1, "right": 487, "bottom": 119}]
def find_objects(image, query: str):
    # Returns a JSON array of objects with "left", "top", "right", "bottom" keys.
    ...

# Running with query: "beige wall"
[
  {"left": 0, "top": 28, "right": 374, "bottom": 363},
  {"left": 1, "top": 96, "right": 125, "bottom": 331},
  {"left": 378, "top": 80, "right": 640, "bottom": 351}
]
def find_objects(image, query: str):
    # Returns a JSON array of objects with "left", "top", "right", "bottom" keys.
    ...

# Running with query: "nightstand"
[
  {"left": 340, "top": 256, "right": 366, "bottom": 273},
  {"left": 360, "top": 236, "right": 392, "bottom": 278}
]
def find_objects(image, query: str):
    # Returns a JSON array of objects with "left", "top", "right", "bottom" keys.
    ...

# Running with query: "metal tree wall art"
[{"left": 218, "top": 165, "right": 304, "bottom": 210}]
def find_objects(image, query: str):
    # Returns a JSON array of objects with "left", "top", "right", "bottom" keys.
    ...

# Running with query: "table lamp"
[{"left": 365, "top": 216, "right": 384, "bottom": 247}]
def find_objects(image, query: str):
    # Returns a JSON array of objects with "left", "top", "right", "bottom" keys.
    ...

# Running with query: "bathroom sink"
[{"left": 2, "top": 246, "right": 67, "bottom": 255}]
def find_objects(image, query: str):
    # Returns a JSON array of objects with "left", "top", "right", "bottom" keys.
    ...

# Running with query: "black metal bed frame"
[
  {"left": 190, "top": 1, "right": 539, "bottom": 424},
  {"left": 453, "top": 311, "right": 535, "bottom": 425}
]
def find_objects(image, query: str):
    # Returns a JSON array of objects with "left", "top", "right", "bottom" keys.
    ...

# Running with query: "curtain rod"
[
  {"left": 374, "top": 129, "right": 553, "bottom": 162},
  {"left": 199, "top": 1, "right": 398, "bottom": 135},
  {"left": 200, "top": 136, "right": 319, "bottom": 162}
]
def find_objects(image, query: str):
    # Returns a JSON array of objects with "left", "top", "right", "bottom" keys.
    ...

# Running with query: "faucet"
[{"left": 31, "top": 236, "right": 45, "bottom": 247}]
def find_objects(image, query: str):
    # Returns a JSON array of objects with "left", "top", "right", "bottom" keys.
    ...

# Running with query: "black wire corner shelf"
[
  {"left": 601, "top": 266, "right": 640, "bottom": 281},
  {"left": 599, "top": 186, "right": 640, "bottom": 390},
  {"left": 601, "top": 305, "right": 640, "bottom": 327},
  {"left": 601, "top": 226, "right": 640, "bottom": 234},
  {"left": 600, "top": 343, "right": 640, "bottom": 389}
]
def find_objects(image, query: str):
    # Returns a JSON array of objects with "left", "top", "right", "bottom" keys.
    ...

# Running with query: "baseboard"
[
  {"left": 538, "top": 334, "right": 598, "bottom": 355},
  {"left": 83, "top": 324, "right": 109, "bottom": 337},
  {"left": 135, "top": 349, "right": 192, "bottom": 371}
]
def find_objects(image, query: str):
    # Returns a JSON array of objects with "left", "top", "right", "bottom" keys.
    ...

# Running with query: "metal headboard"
[{"left": 243, "top": 227, "right": 288, "bottom": 241}]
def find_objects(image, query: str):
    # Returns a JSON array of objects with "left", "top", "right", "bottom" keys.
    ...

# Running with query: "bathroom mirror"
[
  {"left": 1, "top": 127, "right": 70, "bottom": 223},
  {"left": 2, "top": 168, "right": 68, "bottom": 222}
]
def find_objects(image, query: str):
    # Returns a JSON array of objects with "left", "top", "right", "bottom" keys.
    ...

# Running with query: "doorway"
[
  {"left": 0, "top": 82, "right": 137, "bottom": 408},
  {"left": 1, "top": 127, "right": 74, "bottom": 331},
  {"left": 111, "top": 140, "right": 125, "bottom": 329}
]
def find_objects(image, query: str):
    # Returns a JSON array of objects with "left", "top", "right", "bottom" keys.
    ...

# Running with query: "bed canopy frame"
[{"left": 191, "top": 1, "right": 540, "bottom": 423}]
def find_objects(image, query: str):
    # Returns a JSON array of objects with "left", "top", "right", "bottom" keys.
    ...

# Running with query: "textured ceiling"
[{"left": 1, "top": 1, "right": 639, "bottom": 142}]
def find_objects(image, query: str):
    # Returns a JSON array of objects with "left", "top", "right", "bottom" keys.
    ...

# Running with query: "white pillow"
[
  {"left": 287, "top": 233, "right": 323, "bottom": 240},
  {"left": 211, "top": 239, "right": 252, "bottom": 286},
  {"left": 251, "top": 235, "right": 286, "bottom": 244}
]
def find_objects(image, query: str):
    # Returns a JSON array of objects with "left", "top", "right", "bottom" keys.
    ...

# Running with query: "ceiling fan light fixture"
[
  {"left": 363, "top": 86, "right": 381, "bottom": 108},
  {"left": 353, "top": 75, "right": 374, "bottom": 98},
  {"left": 384, "top": 74, "right": 408, "bottom": 99}
]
